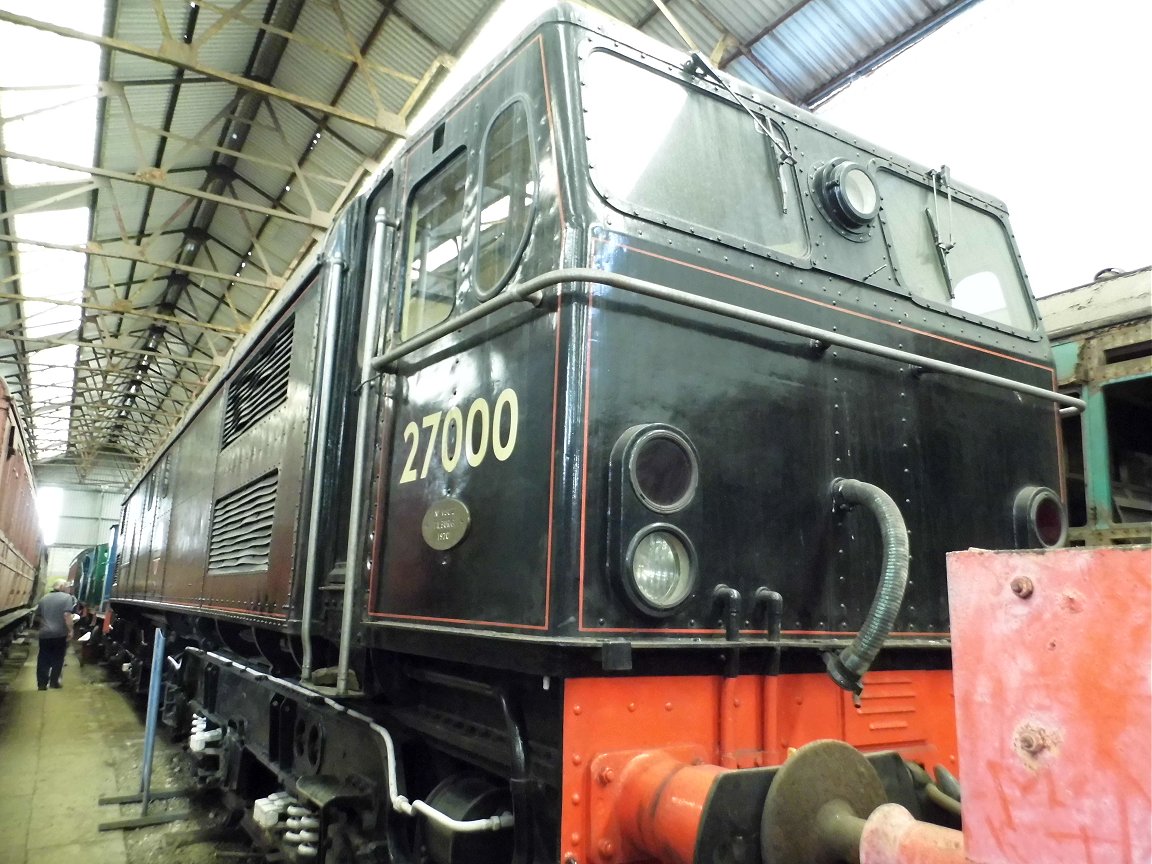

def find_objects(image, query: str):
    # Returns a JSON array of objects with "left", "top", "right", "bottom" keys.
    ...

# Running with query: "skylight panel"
[
  {"left": 0, "top": 0, "right": 105, "bottom": 462},
  {"left": 14, "top": 209, "right": 87, "bottom": 339},
  {"left": 28, "top": 344, "right": 79, "bottom": 460},
  {"left": 0, "top": 1, "right": 103, "bottom": 185}
]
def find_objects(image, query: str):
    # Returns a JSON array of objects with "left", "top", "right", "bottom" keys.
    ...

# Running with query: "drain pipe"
[
  {"left": 755, "top": 588, "right": 784, "bottom": 764},
  {"left": 300, "top": 250, "right": 345, "bottom": 682},
  {"left": 713, "top": 585, "right": 742, "bottom": 768},
  {"left": 336, "top": 209, "right": 393, "bottom": 695},
  {"left": 824, "top": 478, "right": 911, "bottom": 695}
]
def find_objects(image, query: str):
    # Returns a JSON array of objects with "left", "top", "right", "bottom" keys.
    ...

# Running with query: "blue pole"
[{"left": 140, "top": 627, "right": 166, "bottom": 816}]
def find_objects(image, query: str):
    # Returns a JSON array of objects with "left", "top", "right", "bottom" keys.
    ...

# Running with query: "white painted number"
[
  {"left": 492, "top": 388, "right": 518, "bottom": 461},
  {"left": 420, "top": 412, "right": 441, "bottom": 479},
  {"left": 466, "top": 398, "right": 489, "bottom": 468},
  {"left": 441, "top": 406, "right": 463, "bottom": 472},
  {"left": 400, "top": 421, "right": 420, "bottom": 484},
  {"left": 399, "top": 388, "right": 519, "bottom": 484}
]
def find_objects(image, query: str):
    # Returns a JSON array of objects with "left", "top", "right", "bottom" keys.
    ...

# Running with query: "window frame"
[
  {"left": 875, "top": 161, "right": 1041, "bottom": 339},
  {"left": 398, "top": 146, "right": 470, "bottom": 343},
  {"left": 578, "top": 42, "right": 811, "bottom": 269},
  {"left": 473, "top": 96, "right": 539, "bottom": 301}
]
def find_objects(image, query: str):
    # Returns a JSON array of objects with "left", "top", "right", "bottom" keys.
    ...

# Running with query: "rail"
[{"left": 369, "top": 268, "right": 1086, "bottom": 416}]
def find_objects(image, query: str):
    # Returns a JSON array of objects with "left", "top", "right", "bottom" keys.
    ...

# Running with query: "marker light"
[
  {"left": 629, "top": 427, "right": 699, "bottom": 513},
  {"left": 1013, "top": 486, "right": 1068, "bottom": 549},
  {"left": 627, "top": 526, "right": 695, "bottom": 614}
]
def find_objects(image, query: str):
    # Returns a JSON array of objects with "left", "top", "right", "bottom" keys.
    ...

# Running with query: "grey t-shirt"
[{"left": 37, "top": 591, "right": 74, "bottom": 639}]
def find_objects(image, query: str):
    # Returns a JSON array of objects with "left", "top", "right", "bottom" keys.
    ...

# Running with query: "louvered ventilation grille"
[
  {"left": 221, "top": 316, "right": 294, "bottom": 447},
  {"left": 207, "top": 472, "right": 278, "bottom": 574}
]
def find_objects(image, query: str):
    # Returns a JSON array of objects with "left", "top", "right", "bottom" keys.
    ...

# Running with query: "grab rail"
[{"left": 369, "top": 268, "right": 1085, "bottom": 416}]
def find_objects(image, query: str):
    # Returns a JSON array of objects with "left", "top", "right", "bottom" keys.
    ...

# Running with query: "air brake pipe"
[
  {"left": 824, "top": 478, "right": 911, "bottom": 695},
  {"left": 336, "top": 209, "right": 391, "bottom": 695},
  {"left": 368, "top": 268, "right": 1086, "bottom": 416},
  {"left": 301, "top": 250, "right": 345, "bottom": 682}
]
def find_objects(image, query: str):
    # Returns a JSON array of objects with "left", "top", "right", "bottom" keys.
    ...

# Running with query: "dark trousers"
[{"left": 37, "top": 637, "right": 67, "bottom": 688}]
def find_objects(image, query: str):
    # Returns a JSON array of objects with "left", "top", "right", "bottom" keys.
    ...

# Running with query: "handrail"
[
  {"left": 369, "top": 268, "right": 1085, "bottom": 416},
  {"left": 301, "top": 250, "right": 345, "bottom": 682}
]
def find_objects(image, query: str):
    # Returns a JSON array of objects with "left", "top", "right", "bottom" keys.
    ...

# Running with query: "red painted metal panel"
[
  {"left": 949, "top": 547, "right": 1152, "bottom": 864},
  {"left": 0, "top": 382, "right": 41, "bottom": 613},
  {"left": 561, "top": 670, "right": 960, "bottom": 864}
]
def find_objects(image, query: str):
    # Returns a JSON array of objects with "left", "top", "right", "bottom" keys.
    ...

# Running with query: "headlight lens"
[{"left": 629, "top": 528, "right": 694, "bottom": 612}]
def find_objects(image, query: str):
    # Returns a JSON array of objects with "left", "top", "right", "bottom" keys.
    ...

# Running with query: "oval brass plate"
[{"left": 421, "top": 498, "right": 471, "bottom": 551}]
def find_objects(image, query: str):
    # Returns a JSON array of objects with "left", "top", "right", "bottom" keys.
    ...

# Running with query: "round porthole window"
[{"left": 812, "top": 159, "right": 879, "bottom": 239}]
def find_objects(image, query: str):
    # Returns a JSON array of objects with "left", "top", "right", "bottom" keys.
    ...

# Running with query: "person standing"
[{"left": 36, "top": 579, "right": 74, "bottom": 690}]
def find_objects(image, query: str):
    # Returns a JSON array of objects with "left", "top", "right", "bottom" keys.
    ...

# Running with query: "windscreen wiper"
[
  {"left": 925, "top": 207, "right": 955, "bottom": 299},
  {"left": 926, "top": 165, "right": 956, "bottom": 298},
  {"left": 650, "top": 0, "right": 795, "bottom": 214},
  {"left": 685, "top": 50, "right": 796, "bottom": 214}
]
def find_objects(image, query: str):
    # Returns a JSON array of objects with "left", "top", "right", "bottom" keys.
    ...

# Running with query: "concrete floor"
[{"left": 0, "top": 636, "right": 223, "bottom": 864}]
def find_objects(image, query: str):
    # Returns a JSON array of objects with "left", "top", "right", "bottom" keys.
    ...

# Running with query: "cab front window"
[{"left": 879, "top": 169, "right": 1034, "bottom": 331}]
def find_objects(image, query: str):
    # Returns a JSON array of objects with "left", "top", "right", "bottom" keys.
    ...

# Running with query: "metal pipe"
[
  {"left": 368, "top": 268, "right": 1085, "bottom": 415},
  {"left": 300, "top": 250, "right": 345, "bottom": 682},
  {"left": 336, "top": 210, "right": 391, "bottom": 695},
  {"left": 755, "top": 588, "right": 783, "bottom": 763},
  {"left": 925, "top": 782, "right": 962, "bottom": 818},
  {"left": 720, "top": 677, "right": 739, "bottom": 768},
  {"left": 713, "top": 584, "right": 742, "bottom": 767}
]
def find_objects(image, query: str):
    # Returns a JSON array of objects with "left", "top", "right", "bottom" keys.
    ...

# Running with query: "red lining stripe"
[
  {"left": 367, "top": 611, "right": 548, "bottom": 630},
  {"left": 612, "top": 240, "right": 1054, "bottom": 371}
]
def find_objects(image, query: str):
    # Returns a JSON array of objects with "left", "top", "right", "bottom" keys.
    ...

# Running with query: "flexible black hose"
[
  {"left": 824, "top": 478, "right": 911, "bottom": 694},
  {"left": 926, "top": 782, "right": 963, "bottom": 818},
  {"left": 934, "top": 764, "right": 962, "bottom": 802}
]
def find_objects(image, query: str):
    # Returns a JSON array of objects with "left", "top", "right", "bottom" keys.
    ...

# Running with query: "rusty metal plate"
[{"left": 948, "top": 547, "right": 1152, "bottom": 864}]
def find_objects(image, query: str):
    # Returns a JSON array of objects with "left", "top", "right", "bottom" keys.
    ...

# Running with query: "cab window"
[
  {"left": 879, "top": 170, "right": 1034, "bottom": 330},
  {"left": 401, "top": 150, "right": 467, "bottom": 341},
  {"left": 582, "top": 49, "right": 807, "bottom": 261},
  {"left": 476, "top": 101, "right": 537, "bottom": 298}
]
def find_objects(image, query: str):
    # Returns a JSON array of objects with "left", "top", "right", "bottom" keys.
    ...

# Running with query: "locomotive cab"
[{"left": 361, "top": 3, "right": 1066, "bottom": 676}]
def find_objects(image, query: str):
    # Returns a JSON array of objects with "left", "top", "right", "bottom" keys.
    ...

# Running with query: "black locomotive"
[{"left": 104, "top": 5, "right": 1077, "bottom": 863}]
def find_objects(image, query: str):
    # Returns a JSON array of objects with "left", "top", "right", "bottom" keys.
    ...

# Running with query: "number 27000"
[{"left": 398, "top": 388, "right": 519, "bottom": 484}]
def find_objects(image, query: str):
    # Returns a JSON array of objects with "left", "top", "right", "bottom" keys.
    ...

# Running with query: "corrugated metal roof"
[{"left": 0, "top": 0, "right": 987, "bottom": 486}]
